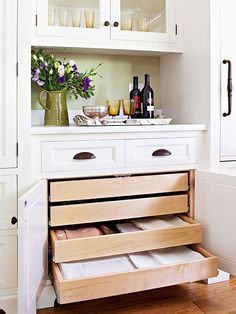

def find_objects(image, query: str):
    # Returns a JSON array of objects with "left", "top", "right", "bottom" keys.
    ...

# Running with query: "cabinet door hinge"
[
  {"left": 16, "top": 62, "right": 18, "bottom": 77},
  {"left": 16, "top": 142, "right": 18, "bottom": 157},
  {"left": 175, "top": 24, "right": 178, "bottom": 35},
  {"left": 36, "top": 14, "right": 38, "bottom": 26}
]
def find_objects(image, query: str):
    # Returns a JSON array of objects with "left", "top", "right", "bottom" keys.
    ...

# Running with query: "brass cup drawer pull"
[
  {"left": 73, "top": 152, "right": 96, "bottom": 160},
  {"left": 152, "top": 149, "right": 172, "bottom": 157}
]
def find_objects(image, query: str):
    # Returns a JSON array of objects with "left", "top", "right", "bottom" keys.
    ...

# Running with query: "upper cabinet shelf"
[{"left": 32, "top": 0, "right": 182, "bottom": 54}]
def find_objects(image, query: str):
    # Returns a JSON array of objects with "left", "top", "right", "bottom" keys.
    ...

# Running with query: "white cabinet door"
[
  {"left": 196, "top": 171, "right": 236, "bottom": 275},
  {"left": 0, "top": 176, "right": 17, "bottom": 230},
  {"left": 0, "top": 0, "right": 17, "bottom": 168},
  {"left": 111, "top": 0, "right": 176, "bottom": 43},
  {"left": 18, "top": 180, "right": 48, "bottom": 314},
  {"left": 0, "top": 235, "right": 17, "bottom": 292},
  {"left": 36, "top": 0, "right": 110, "bottom": 40},
  {"left": 221, "top": 0, "right": 236, "bottom": 161}
]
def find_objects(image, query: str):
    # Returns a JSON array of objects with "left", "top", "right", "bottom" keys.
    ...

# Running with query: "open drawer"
[
  {"left": 50, "top": 215, "right": 202, "bottom": 263},
  {"left": 49, "top": 172, "right": 189, "bottom": 202},
  {"left": 49, "top": 194, "right": 189, "bottom": 227},
  {"left": 51, "top": 246, "right": 218, "bottom": 304}
]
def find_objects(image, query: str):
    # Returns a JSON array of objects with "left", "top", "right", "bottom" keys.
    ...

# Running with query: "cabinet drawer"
[
  {"left": 50, "top": 194, "right": 189, "bottom": 227},
  {"left": 0, "top": 235, "right": 17, "bottom": 291},
  {"left": 50, "top": 215, "right": 202, "bottom": 263},
  {"left": 50, "top": 173, "right": 189, "bottom": 202},
  {"left": 51, "top": 246, "right": 217, "bottom": 304},
  {"left": 42, "top": 140, "right": 125, "bottom": 172},
  {"left": 126, "top": 138, "right": 197, "bottom": 168}
]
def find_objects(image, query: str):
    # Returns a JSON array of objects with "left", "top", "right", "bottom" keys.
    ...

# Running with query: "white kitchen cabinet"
[
  {"left": 220, "top": 0, "right": 236, "bottom": 161},
  {"left": 0, "top": 235, "right": 17, "bottom": 293},
  {"left": 0, "top": 0, "right": 17, "bottom": 168},
  {"left": 0, "top": 176, "right": 17, "bottom": 230},
  {"left": 196, "top": 171, "right": 236, "bottom": 276},
  {"left": 18, "top": 181, "right": 48, "bottom": 314},
  {"left": 35, "top": 0, "right": 177, "bottom": 44}
]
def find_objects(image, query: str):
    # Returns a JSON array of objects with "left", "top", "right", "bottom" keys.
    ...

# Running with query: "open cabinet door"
[
  {"left": 18, "top": 180, "right": 48, "bottom": 314},
  {"left": 196, "top": 171, "right": 236, "bottom": 275}
]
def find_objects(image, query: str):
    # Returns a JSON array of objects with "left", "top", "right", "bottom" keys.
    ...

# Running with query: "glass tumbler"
[
  {"left": 122, "top": 99, "right": 132, "bottom": 118},
  {"left": 59, "top": 8, "right": 69, "bottom": 27},
  {"left": 84, "top": 9, "right": 95, "bottom": 28},
  {"left": 71, "top": 8, "right": 82, "bottom": 27},
  {"left": 137, "top": 17, "right": 149, "bottom": 32},
  {"left": 106, "top": 100, "right": 121, "bottom": 118},
  {"left": 48, "top": 7, "right": 55, "bottom": 26},
  {"left": 121, "top": 16, "right": 133, "bottom": 31}
]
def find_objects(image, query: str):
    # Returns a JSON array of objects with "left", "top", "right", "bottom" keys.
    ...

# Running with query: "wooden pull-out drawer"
[
  {"left": 50, "top": 173, "right": 189, "bottom": 202},
  {"left": 50, "top": 194, "right": 189, "bottom": 227},
  {"left": 51, "top": 246, "right": 218, "bottom": 304},
  {"left": 50, "top": 215, "right": 202, "bottom": 263}
]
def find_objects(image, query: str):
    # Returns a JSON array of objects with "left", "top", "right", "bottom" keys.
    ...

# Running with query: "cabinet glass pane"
[
  {"left": 120, "top": 0, "right": 166, "bottom": 33},
  {"left": 48, "top": 0, "right": 100, "bottom": 28}
]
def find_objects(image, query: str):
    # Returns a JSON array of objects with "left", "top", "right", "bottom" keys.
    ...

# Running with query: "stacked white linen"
[
  {"left": 59, "top": 255, "right": 134, "bottom": 280},
  {"left": 116, "top": 222, "right": 141, "bottom": 233},
  {"left": 132, "top": 215, "right": 188, "bottom": 230},
  {"left": 150, "top": 246, "right": 204, "bottom": 265},
  {"left": 128, "top": 252, "right": 161, "bottom": 268}
]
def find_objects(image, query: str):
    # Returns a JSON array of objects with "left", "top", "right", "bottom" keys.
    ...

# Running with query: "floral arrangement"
[{"left": 31, "top": 49, "right": 101, "bottom": 99}]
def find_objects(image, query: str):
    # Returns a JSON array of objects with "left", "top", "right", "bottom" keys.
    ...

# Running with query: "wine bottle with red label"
[
  {"left": 130, "top": 76, "right": 142, "bottom": 118},
  {"left": 142, "top": 74, "right": 154, "bottom": 118}
]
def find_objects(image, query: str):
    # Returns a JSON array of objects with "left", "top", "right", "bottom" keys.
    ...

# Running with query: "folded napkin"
[
  {"left": 128, "top": 252, "right": 161, "bottom": 269},
  {"left": 100, "top": 224, "right": 117, "bottom": 235},
  {"left": 59, "top": 255, "right": 134, "bottom": 280},
  {"left": 55, "top": 226, "right": 103, "bottom": 240},
  {"left": 132, "top": 215, "right": 188, "bottom": 231},
  {"left": 55, "top": 229, "right": 67, "bottom": 240},
  {"left": 116, "top": 222, "right": 141, "bottom": 233},
  {"left": 150, "top": 246, "right": 204, "bottom": 265}
]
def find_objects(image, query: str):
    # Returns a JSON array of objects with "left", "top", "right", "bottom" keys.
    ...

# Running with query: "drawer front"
[
  {"left": 42, "top": 140, "right": 125, "bottom": 172},
  {"left": 50, "top": 216, "right": 202, "bottom": 263},
  {"left": 126, "top": 138, "right": 197, "bottom": 168},
  {"left": 50, "top": 173, "right": 189, "bottom": 202},
  {"left": 50, "top": 194, "right": 189, "bottom": 227},
  {"left": 0, "top": 235, "right": 17, "bottom": 291},
  {"left": 51, "top": 246, "right": 218, "bottom": 304}
]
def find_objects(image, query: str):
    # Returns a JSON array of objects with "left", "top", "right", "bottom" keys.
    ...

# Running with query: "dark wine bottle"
[
  {"left": 130, "top": 76, "right": 142, "bottom": 118},
  {"left": 142, "top": 74, "right": 154, "bottom": 118}
]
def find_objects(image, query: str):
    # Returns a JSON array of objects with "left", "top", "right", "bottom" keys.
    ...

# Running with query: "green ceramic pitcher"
[{"left": 37, "top": 90, "right": 69, "bottom": 126}]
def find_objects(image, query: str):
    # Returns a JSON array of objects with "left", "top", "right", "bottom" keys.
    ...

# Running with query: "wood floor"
[{"left": 38, "top": 277, "right": 236, "bottom": 314}]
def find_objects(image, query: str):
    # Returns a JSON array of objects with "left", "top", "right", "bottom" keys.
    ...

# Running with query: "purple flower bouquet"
[{"left": 31, "top": 49, "right": 101, "bottom": 99}]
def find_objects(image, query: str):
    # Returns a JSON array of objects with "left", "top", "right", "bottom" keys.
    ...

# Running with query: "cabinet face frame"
[
  {"left": 0, "top": 175, "right": 17, "bottom": 230},
  {"left": 0, "top": 0, "right": 17, "bottom": 168},
  {"left": 111, "top": 0, "right": 176, "bottom": 43},
  {"left": 36, "top": 0, "right": 110, "bottom": 39}
]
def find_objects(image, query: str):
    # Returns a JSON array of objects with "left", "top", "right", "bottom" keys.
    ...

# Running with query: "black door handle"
[
  {"left": 73, "top": 152, "right": 96, "bottom": 160},
  {"left": 152, "top": 149, "right": 172, "bottom": 157},
  {"left": 11, "top": 216, "right": 18, "bottom": 225},
  {"left": 223, "top": 60, "right": 233, "bottom": 117}
]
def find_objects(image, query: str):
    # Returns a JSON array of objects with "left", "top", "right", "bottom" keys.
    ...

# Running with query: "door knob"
[
  {"left": 113, "top": 21, "right": 119, "bottom": 27},
  {"left": 11, "top": 216, "right": 18, "bottom": 225},
  {"left": 104, "top": 21, "right": 110, "bottom": 26}
]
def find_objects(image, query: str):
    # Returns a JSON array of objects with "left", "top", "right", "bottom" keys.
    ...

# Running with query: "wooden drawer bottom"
[{"left": 51, "top": 246, "right": 218, "bottom": 304}]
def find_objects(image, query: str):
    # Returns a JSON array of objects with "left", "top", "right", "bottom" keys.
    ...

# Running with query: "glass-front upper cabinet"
[
  {"left": 111, "top": 0, "right": 176, "bottom": 43},
  {"left": 36, "top": 0, "right": 110, "bottom": 39},
  {"left": 36, "top": 0, "right": 177, "bottom": 44}
]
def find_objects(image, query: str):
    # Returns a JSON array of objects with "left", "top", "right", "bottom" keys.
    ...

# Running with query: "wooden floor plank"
[{"left": 38, "top": 277, "right": 236, "bottom": 314}]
